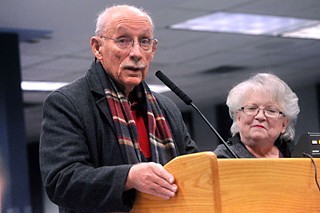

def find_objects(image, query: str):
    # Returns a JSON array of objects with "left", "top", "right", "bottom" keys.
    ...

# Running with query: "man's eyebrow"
[{"left": 115, "top": 25, "right": 152, "bottom": 35}]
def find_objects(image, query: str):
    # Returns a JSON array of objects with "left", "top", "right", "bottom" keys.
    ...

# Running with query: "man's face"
[{"left": 94, "top": 9, "right": 156, "bottom": 96}]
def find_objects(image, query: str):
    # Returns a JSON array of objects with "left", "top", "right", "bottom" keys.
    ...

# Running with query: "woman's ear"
[
  {"left": 90, "top": 36, "right": 103, "bottom": 60},
  {"left": 281, "top": 117, "right": 289, "bottom": 134}
]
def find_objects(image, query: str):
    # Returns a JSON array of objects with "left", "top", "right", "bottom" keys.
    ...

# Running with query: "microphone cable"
[{"left": 303, "top": 153, "right": 320, "bottom": 191}]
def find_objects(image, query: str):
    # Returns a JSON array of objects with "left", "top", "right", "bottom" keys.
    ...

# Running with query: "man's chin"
[{"left": 126, "top": 77, "right": 143, "bottom": 86}]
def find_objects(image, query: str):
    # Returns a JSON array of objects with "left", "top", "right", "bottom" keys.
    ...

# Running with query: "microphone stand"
[
  {"left": 189, "top": 102, "right": 238, "bottom": 158},
  {"left": 156, "top": 70, "right": 238, "bottom": 158}
]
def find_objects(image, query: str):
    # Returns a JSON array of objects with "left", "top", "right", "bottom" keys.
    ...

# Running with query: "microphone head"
[{"left": 155, "top": 71, "right": 192, "bottom": 105}]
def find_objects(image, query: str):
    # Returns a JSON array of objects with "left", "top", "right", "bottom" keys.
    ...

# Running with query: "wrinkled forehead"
[{"left": 106, "top": 8, "right": 153, "bottom": 36}]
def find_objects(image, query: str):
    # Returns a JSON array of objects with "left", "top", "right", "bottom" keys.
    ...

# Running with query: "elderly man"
[{"left": 40, "top": 4, "right": 198, "bottom": 213}]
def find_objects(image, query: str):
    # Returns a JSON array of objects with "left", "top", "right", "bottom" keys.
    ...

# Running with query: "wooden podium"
[{"left": 131, "top": 152, "right": 320, "bottom": 213}]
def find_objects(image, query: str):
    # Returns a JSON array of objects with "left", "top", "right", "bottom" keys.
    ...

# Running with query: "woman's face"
[{"left": 236, "top": 91, "right": 289, "bottom": 147}]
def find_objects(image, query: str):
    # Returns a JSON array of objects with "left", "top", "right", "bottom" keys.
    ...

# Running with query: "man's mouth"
[{"left": 122, "top": 65, "right": 145, "bottom": 71}]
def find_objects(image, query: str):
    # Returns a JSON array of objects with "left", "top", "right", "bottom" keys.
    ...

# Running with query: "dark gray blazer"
[{"left": 39, "top": 62, "right": 198, "bottom": 213}]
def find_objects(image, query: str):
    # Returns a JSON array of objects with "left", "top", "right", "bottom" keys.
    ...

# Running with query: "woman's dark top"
[{"left": 214, "top": 134, "right": 291, "bottom": 158}]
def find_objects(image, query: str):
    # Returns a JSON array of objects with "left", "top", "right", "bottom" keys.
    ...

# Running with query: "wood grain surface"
[{"left": 131, "top": 152, "right": 320, "bottom": 212}]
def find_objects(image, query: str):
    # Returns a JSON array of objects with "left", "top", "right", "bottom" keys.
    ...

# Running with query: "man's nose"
[{"left": 129, "top": 41, "right": 143, "bottom": 59}]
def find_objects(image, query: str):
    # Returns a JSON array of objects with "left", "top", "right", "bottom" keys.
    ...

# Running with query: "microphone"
[{"left": 155, "top": 70, "right": 238, "bottom": 158}]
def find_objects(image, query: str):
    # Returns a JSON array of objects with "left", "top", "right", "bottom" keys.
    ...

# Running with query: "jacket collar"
[
  {"left": 85, "top": 61, "right": 116, "bottom": 134},
  {"left": 86, "top": 61, "right": 108, "bottom": 97}
]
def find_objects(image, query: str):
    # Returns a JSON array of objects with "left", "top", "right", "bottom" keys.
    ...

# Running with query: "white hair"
[
  {"left": 227, "top": 73, "right": 300, "bottom": 141},
  {"left": 94, "top": 4, "right": 154, "bottom": 36}
]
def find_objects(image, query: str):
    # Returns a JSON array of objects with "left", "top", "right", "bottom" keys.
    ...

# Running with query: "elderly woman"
[{"left": 214, "top": 73, "right": 300, "bottom": 158}]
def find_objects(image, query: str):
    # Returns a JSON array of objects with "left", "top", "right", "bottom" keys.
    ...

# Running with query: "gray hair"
[
  {"left": 227, "top": 73, "right": 300, "bottom": 141},
  {"left": 94, "top": 5, "right": 154, "bottom": 36}
]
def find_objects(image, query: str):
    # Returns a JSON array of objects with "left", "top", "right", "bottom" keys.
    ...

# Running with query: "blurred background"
[{"left": 1, "top": 0, "right": 320, "bottom": 212}]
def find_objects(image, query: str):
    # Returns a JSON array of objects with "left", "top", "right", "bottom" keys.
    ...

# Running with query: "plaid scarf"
[{"left": 104, "top": 76, "right": 177, "bottom": 165}]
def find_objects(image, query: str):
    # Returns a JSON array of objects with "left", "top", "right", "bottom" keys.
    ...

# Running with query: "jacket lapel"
[{"left": 86, "top": 61, "right": 116, "bottom": 135}]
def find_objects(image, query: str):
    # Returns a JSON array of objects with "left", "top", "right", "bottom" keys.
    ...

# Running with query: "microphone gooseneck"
[
  {"left": 155, "top": 70, "right": 238, "bottom": 158},
  {"left": 155, "top": 71, "right": 192, "bottom": 105}
]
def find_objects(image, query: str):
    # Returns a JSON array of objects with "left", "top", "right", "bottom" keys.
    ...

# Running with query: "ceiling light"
[
  {"left": 149, "top": 85, "right": 170, "bottom": 93},
  {"left": 281, "top": 23, "right": 320, "bottom": 40},
  {"left": 21, "top": 81, "right": 170, "bottom": 93},
  {"left": 21, "top": 81, "right": 68, "bottom": 91},
  {"left": 170, "top": 12, "right": 320, "bottom": 39}
]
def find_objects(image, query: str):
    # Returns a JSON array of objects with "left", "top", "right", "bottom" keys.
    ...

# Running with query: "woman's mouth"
[{"left": 252, "top": 125, "right": 266, "bottom": 129}]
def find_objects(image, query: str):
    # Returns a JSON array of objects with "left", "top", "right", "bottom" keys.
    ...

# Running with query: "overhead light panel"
[
  {"left": 170, "top": 12, "right": 320, "bottom": 39},
  {"left": 149, "top": 85, "right": 170, "bottom": 93},
  {"left": 281, "top": 23, "right": 320, "bottom": 40},
  {"left": 21, "top": 81, "right": 170, "bottom": 93},
  {"left": 21, "top": 81, "right": 68, "bottom": 91}
]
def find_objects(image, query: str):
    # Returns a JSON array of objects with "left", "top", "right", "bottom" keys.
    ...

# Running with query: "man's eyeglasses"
[
  {"left": 100, "top": 36, "right": 157, "bottom": 51},
  {"left": 240, "top": 106, "right": 284, "bottom": 118}
]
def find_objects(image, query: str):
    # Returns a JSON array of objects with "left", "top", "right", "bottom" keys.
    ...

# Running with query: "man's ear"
[
  {"left": 150, "top": 39, "right": 157, "bottom": 59},
  {"left": 90, "top": 36, "right": 103, "bottom": 60}
]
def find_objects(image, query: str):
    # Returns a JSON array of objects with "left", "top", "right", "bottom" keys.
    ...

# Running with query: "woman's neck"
[{"left": 245, "top": 144, "right": 280, "bottom": 158}]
